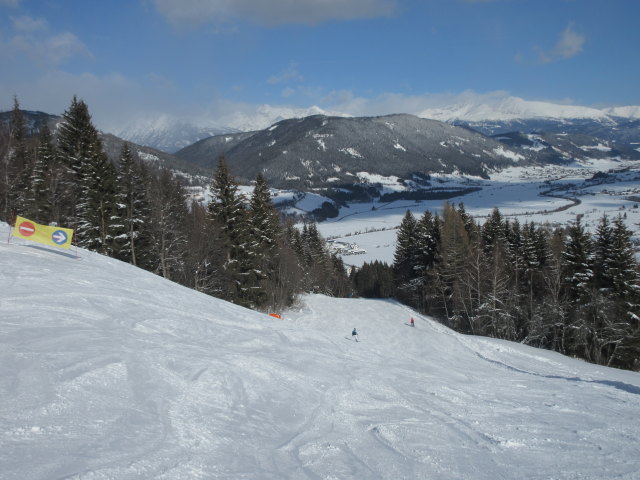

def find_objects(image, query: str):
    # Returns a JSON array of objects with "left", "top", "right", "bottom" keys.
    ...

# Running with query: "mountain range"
[
  {"left": 112, "top": 96, "right": 640, "bottom": 153},
  {"left": 175, "top": 113, "right": 523, "bottom": 189},
  {"left": 111, "top": 105, "right": 341, "bottom": 154},
  {"left": 174, "top": 112, "right": 640, "bottom": 192},
  {"left": 3, "top": 96, "right": 640, "bottom": 197}
]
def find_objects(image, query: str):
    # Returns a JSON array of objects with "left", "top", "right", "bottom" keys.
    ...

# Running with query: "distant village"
[{"left": 327, "top": 240, "right": 366, "bottom": 256}]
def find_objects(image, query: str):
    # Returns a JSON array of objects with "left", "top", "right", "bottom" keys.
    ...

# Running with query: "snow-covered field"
[
  {"left": 311, "top": 158, "right": 640, "bottom": 267},
  {"left": 2, "top": 222, "right": 640, "bottom": 479}
]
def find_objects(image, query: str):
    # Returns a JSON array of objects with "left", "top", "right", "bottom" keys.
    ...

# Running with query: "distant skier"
[
  {"left": 410, "top": 317, "right": 415, "bottom": 327},
  {"left": 352, "top": 328, "right": 359, "bottom": 342}
]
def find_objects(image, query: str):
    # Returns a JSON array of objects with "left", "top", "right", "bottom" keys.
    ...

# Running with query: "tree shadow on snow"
[
  {"left": 25, "top": 244, "right": 79, "bottom": 259},
  {"left": 475, "top": 352, "right": 640, "bottom": 396}
]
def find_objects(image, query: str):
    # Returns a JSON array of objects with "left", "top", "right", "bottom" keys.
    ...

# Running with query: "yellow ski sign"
[{"left": 12, "top": 216, "right": 74, "bottom": 249}]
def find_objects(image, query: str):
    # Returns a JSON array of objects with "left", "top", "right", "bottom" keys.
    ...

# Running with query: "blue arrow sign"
[{"left": 52, "top": 230, "right": 68, "bottom": 245}]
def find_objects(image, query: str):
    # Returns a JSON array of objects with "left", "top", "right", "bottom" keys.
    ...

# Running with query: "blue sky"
[{"left": 1, "top": 0, "right": 639, "bottom": 131}]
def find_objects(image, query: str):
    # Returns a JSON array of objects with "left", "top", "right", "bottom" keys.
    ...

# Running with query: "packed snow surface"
[{"left": 1, "top": 222, "right": 640, "bottom": 480}]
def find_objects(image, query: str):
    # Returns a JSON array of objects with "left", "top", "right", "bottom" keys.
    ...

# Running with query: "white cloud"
[
  {"left": 0, "top": 0, "right": 21, "bottom": 6},
  {"left": 0, "top": 69, "right": 186, "bottom": 134},
  {"left": 153, "top": 0, "right": 396, "bottom": 27},
  {"left": 267, "top": 63, "right": 303, "bottom": 85},
  {"left": 1, "top": 15, "right": 92, "bottom": 67},
  {"left": 317, "top": 89, "right": 508, "bottom": 117},
  {"left": 281, "top": 87, "right": 296, "bottom": 98},
  {"left": 11, "top": 15, "right": 47, "bottom": 32},
  {"left": 44, "top": 32, "right": 92, "bottom": 64},
  {"left": 552, "top": 22, "right": 586, "bottom": 59},
  {"left": 4, "top": 31, "right": 92, "bottom": 65},
  {"left": 537, "top": 22, "right": 585, "bottom": 64}
]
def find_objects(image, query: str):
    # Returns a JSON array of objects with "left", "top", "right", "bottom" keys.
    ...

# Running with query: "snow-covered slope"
[
  {"left": 603, "top": 105, "right": 640, "bottom": 119},
  {"left": 2, "top": 222, "right": 640, "bottom": 480}
]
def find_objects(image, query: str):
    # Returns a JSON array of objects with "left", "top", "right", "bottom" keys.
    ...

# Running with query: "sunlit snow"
[
  {"left": 339, "top": 147, "right": 364, "bottom": 159},
  {"left": 1, "top": 222, "right": 639, "bottom": 479}
]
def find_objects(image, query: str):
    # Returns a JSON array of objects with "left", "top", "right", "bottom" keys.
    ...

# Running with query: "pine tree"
[
  {"left": 393, "top": 210, "right": 418, "bottom": 303},
  {"left": 481, "top": 207, "right": 506, "bottom": 255},
  {"left": 56, "top": 96, "right": 97, "bottom": 226},
  {"left": 562, "top": 215, "right": 594, "bottom": 304},
  {"left": 5, "top": 97, "right": 31, "bottom": 219},
  {"left": 593, "top": 214, "right": 614, "bottom": 291},
  {"left": 244, "top": 174, "right": 281, "bottom": 308},
  {"left": 208, "top": 156, "right": 249, "bottom": 304},
  {"left": 414, "top": 211, "right": 440, "bottom": 276},
  {"left": 75, "top": 139, "right": 118, "bottom": 254},
  {"left": 353, "top": 261, "right": 395, "bottom": 298},
  {"left": 607, "top": 216, "right": 638, "bottom": 300},
  {"left": 26, "top": 125, "right": 58, "bottom": 224},
  {"left": 561, "top": 215, "right": 595, "bottom": 358},
  {"left": 413, "top": 210, "right": 441, "bottom": 311},
  {"left": 299, "top": 222, "right": 334, "bottom": 293},
  {"left": 184, "top": 201, "right": 226, "bottom": 296},
  {"left": 149, "top": 169, "right": 188, "bottom": 281},
  {"left": 604, "top": 216, "right": 640, "bottom": 369},
  {"left": 114, "top": 143, "right": 153, "bottom": 267}
]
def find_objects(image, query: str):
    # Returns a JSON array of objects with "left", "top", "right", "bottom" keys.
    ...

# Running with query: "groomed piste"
[{"left": 1, "top": 222, "right": 639, "bottom": 479}]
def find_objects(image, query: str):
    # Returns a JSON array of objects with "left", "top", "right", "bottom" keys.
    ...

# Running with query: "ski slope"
[{"left": 1, "top": 222, "right": 640, "bottom": 480}]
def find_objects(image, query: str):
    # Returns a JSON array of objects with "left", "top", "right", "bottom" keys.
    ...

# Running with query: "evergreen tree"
[
  {"left": 605, "top": 216, "right": 640, "bottom": 369},
  {"left": 393, "top": 210, "right": 418, "bottom": 303},
  {"left": 456, "top": 202, "right": 476, "bottom": 238},
  {"left": 562, "top": 215, "right": 594, "bottom": 304},
  {"left": 26, "top": 125, "right": 58, "bottom": 224},
  {"left": 244, "top": 174, "right": 281, "bottom": 308},
  {"left": 414, "top": 211, "right": 440, "bottom": 276},
  {"left": 184, "top": 201, "right": 226, "bottom": 296},
  {"left": 5, "top": 97, "right": 31, "bottom": 219},
  {"left": 208, "top": 156, "right": 249, "bottom": 304},
  {"left": 75, "top": 140, "right": 118, "bottom": 254},
  {"left": 481, "top": 207, "right": 506, "bottom": 255},
  {"left": 413, "top": 210, "right": 440, "bottom": 311},
  {"left": 608, "top": 216, "right": 638, "bottom": 301},
  {"left": 593, "top": 214, "right": 614, "bottom": 291},
  {"left": 299, "top": 222, "right": 332, "bottom": 293},
  {"left": 56, "top": 96, "right": 97, "bottom": 226},
  {"left": 114, "top": 143, "right": 153, "bottom": 267},
  {"left": 149, "top": 169, "right": 188, "bottom": 281},
  {"left": 285, "top": 221, "right": 304, "bottom": 259},
  {"left": 561, "top": 215, "right": 595, "bottom": 358},
  {"left": 353, "top": 261, "right": 395, "bottom": 298}
]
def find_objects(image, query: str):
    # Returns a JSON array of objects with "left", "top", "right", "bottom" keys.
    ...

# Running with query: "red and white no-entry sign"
[{"left": 18, "top": 221, "right": 36, "bottom": 237}]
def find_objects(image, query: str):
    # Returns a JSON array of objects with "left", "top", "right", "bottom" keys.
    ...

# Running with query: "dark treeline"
[
  {"left": 0, "top": 96, "right": 350, "bottom": 311},
  {"left": 353, "top": 203, "right": 640, "bottom": 371}
]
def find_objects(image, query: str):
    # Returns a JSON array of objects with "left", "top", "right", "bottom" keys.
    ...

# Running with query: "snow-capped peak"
[
  {"left": 418, "top": 96, "right": 622, "bottom": 123},
  {"left": 602, "top": 105, "right": 640, "bottom": 119}
]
